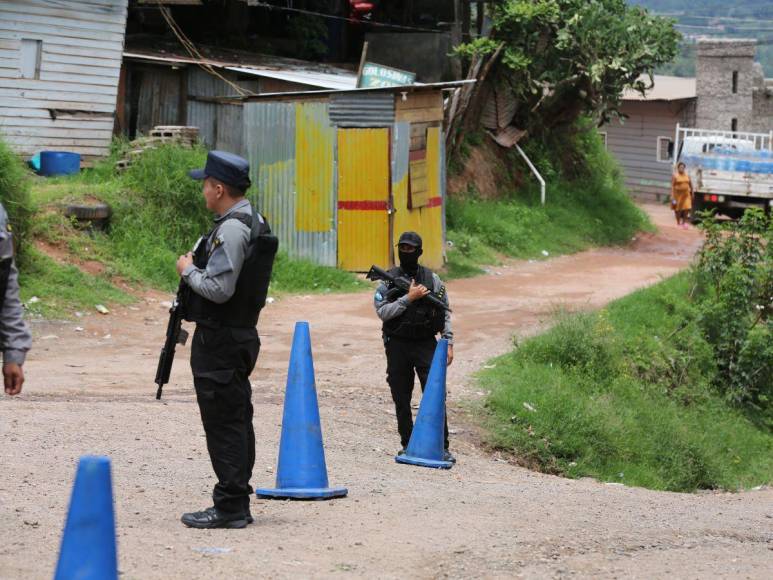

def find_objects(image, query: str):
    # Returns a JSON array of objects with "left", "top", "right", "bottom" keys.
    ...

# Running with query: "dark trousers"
[
  {"left": 385, "top": 336, "right": 449, "bottom": 450},
  {"left": 191, "top": 324, "right": 259, "bottom": 516}
]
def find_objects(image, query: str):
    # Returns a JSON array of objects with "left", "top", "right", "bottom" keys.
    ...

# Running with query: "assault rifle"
[
  {"left": 366, "top": 265, "right": 451, "bottom": 312},
  {"left": 154, "top": 281, "right": 189, "bottom": 400}
]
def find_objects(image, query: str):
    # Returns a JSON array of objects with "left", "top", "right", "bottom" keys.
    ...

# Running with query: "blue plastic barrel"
[{"left": 39, "top": 151, "right": 81, "bottom": 177}]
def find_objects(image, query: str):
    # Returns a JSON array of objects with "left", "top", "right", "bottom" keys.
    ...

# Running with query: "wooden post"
[{"left": 356, "top": 41, "right": 369, "bottom": 88}]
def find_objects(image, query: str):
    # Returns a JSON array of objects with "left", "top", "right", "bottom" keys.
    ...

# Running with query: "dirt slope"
[{"left": 1, "top": 204, "right": 770, "bottom": 579}]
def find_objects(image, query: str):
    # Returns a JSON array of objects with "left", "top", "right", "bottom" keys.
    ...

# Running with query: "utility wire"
[
  {"left": 249, "top": 2, "right": 444, "bottom": 33},
  {"left": 155, "top": 2, "right": 256, "bottom": 96}
]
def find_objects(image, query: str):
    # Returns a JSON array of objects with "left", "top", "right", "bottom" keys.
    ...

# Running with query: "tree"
[{"left": 458, "top": 0, "right": 680, "bottom": 131}]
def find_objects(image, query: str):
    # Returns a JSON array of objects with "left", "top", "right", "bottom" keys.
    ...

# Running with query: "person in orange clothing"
[{"left": 671, "top": 162, "right": 694, "bottom": 229}]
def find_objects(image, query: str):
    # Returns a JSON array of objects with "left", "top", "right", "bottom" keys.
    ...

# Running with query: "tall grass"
[{"left": 481, "top": 273, "right": 773, "bottom": 492}]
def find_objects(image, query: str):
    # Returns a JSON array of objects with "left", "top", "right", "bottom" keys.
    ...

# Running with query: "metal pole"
[
  {"left": 673, "top": 122, "right": 681, "bottom": 169},
  {"left": 515, "top": 144, "right": 546, "bottom": 206}
]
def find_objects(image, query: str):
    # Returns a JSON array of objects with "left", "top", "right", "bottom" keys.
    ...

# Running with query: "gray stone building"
[{"left": 604, "top": 38, "right": 773, "bottom": 201}]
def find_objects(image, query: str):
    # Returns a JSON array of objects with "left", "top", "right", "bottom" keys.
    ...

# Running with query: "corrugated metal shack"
[
  {"left": 243, "top": 82, "right": 470, "bottom": 272},
  {"left": 0, "top": 0, "right": 129, "bottom": 161},
  {"left": 120, "top": 47, "right": 357, "bottom": 155}
]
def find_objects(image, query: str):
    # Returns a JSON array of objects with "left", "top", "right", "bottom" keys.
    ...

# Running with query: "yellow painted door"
[{"left": 337, "top": 128, "right": 391, "bottom": 271}]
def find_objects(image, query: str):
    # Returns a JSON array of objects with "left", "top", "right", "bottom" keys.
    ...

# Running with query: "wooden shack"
[{"left": 0, "top": 0, "right": 129, "bottom": 161}]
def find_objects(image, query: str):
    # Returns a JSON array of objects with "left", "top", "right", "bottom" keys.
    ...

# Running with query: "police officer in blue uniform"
[
  {"left": 0, "top": 202, "right": 31, "bottom": 397},
  {"left": 177, "top": 151, "right": 277, "bottom": 529},
  {"left": 374, "top": 231, "right": 455, "bottom": 463}
]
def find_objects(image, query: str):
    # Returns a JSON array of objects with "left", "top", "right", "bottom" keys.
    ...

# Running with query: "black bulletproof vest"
[
  {"left": 185, "top": 209, "right": 278, "bottom": 328},
  {"left": 382, "top": 265, "right": 445, "bottom": 340}
]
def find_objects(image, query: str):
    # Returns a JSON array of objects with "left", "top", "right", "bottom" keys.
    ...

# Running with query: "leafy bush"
[
  {"left": 456, "top": 0, "right": 680, "bottom": 130},
  {"left": 0, "top": 138, "right": 33, "bottom": 253},
  {"left": 694, "top": 209, "right": 773, "bottom": 424}
]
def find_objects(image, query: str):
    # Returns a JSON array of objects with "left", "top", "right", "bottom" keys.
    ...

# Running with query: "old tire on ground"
[{"left": 65, "top": 203, "right": 111, "bottom": 221}]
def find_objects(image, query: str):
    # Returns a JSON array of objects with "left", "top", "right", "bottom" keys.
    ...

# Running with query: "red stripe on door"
[
  {"left": 426, "top": 196, "right": 442, "bottom": 208},
  {"left": 337, "top": 200, "right": 389, "bottom": 211}
]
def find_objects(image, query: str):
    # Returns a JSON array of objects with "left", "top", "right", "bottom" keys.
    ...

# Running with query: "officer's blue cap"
[{"left": 189, "top": 150, "right": 251, "bottom": 191}]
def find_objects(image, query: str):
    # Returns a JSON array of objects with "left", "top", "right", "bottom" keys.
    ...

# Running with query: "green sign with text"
[{"left": 358, "top": 62, "right": 416, "bottom": 88}]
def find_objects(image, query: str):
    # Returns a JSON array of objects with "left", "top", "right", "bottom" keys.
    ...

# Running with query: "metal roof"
[
  {"left": 123, "top": 50, "right": 357, "bottom": 91},
  {"left": 226, "top": 66, "right": 356, "bottom": 91},
  {"left": 241, "top": 80, "right": 476, "bottom": 101},
  {"left": 622, "top": 75, "right": 696, "bottom": 102}
]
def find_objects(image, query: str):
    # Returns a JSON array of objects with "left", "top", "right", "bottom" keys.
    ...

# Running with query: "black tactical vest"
[
  {"left": 185, "top": 209, "right": 278, "bottom": 328},
  {"left": 382, "top": 265, "right": 445, "bottom": 340}
]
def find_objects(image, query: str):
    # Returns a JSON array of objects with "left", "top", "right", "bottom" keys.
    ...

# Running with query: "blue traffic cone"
[
  {"left": 256, "top": 322, "right": 347, "bottom": 500},
  {"left": 396, "top": 339, "right": 453, "bottom": 469},
  {"left": 55, "top": 456, "right": 117, "bottom": 580}
]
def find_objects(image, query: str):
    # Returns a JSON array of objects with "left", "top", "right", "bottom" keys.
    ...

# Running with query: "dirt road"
[{"left": 1, "top": 204, "right": 770, "bottom": 579}]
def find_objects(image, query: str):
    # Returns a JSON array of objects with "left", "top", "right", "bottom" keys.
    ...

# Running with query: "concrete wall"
[
  {"left": 695, "top": 39, "right": 757, "bottom": 131},
  {"left": 751, "top": 65, "right": 773, "bottom": 133},
  {"left": 364, "top": 32, "right": 456, "bottom": 83}
]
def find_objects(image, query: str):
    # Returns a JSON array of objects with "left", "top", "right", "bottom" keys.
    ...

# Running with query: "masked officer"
[
  {"left": 374, "top": 231, "right": 455, "bottom": 463},
  {"left": 176, "top": 151, "right": 277, "bottom": 529},
  {"left": 0, "top": 202, "right": 31, "bottom": 396}
]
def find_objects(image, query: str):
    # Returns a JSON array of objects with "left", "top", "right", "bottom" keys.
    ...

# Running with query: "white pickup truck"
[{"left": 673, "top": 125, "right": 773, "bottom": 220}]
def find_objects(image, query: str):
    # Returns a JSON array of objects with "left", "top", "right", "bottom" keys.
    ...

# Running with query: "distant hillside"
[
  {"left": 629, "top": 1, "right": 773, "bottom": 76},
  {"left": 629, "top": 1, "right": 772, "bottom": 18}
]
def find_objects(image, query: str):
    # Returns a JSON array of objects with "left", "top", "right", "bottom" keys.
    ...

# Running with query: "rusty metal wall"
[
  {"left": 243, "top": 101, "right": 337, "bottom": 267},
  {"left": 135, "top": 65, "right": 182, "bottom": 135},
  {"left": 329, "top": 92, "right": 395, "bottom": 127},
  {"left": 187, "top": 69, "right": 219, "bottom": 148},
  {"left": 187, "top": 68, "right": 257, "bottom": 155}
]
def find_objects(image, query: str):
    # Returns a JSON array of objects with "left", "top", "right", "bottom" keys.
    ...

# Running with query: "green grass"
[
  {"left": 271, "top": 253, "right": 367, "bottom": 293},
  {"left": 18, "top": 248, "right": 132, "bottom": 319},
  {"left": 20, "top": 142, "right": 365, "bottom": 316},
  {"left": 480, "top": 272, "right": 773, "bottom": 492},
  {"left": 444, "top": 124, "right": 652, "bottom": 278}
]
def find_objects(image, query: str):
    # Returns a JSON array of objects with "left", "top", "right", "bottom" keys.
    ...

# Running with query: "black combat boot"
[{"left": 181, "top": 507, "right": 248, "bottom": 529}]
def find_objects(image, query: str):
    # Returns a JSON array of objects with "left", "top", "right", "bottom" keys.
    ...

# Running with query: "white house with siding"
[{"left": 0, "top": 0, "right": 128, "bottom": 161}]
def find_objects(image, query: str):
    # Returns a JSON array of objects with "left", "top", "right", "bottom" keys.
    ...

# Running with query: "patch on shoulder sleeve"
[{"left": 209, "top": 235, "right": 224, "bottom": 255}]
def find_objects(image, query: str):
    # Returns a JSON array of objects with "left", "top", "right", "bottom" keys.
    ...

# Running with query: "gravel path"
[{"left": 1, "top": 204, "right": 770, "bottom": 579}]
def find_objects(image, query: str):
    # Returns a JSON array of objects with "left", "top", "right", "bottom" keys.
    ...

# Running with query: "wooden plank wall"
[
  {"left": 604, "top": 101, "right": 692, "bottom": 201},
  {"left": 0, "top": 0, "right": 129, "bottom": 159}
]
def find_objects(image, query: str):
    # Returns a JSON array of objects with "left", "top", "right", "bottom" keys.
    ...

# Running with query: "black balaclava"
[{"left": 399, "top": 247, "right": 422, "bottom": 276}]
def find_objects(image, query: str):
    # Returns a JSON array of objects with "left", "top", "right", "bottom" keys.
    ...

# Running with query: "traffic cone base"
[
  {"left": 257, "top": 321, "right": 347, "bottom": 501},
  {"left": 395, "top": 454, "right": 452, "bottom": 469},
  {"left": 395, "top": 339, "right": 454, "bottom": 470},
  {"left": 256, "top": 485, "right": 348, "bottom": 500}
]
